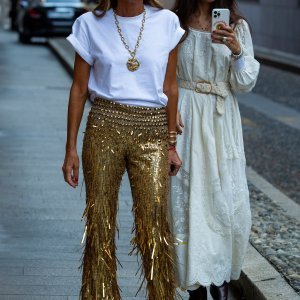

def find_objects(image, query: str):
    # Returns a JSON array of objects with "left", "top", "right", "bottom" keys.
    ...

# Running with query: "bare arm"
[
  {"left": 164, "top": 46, "right": 179, "bottom": 134},
  {"left": 163, "top": 46, "right": 182, "bottom": 176},
  {"left": 62, "top": 53, "right": 91, "bottom": 187}
]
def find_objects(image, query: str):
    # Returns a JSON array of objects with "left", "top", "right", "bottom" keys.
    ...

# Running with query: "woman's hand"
[
  {"left": 211, "top": 24, "right": 241, "bottom": 55},
  {"left": 176, "top": 111, "right": 184, "bottom": 135},
  {"left": 62, "top": 149, "right": 80, "bottom": 188},
  {"left": 168, "top": 149, "right": 182, "bottom": 176},
  {"left": 62, "top": 54, "right": 90, "bottom": 188}
]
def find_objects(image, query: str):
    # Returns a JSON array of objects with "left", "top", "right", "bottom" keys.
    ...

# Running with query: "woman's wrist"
[
  {"left": 66, "top": 143, "right": 77, "bottom": 153},
  {"left": 231, "top": 46, "right": 243, "bottom": 59},
  {"left": 168, "top": 145, "right": 177, "bottom": 151},
  {"left": 168, "top": 131, "right": 177, "bottom": 147}
]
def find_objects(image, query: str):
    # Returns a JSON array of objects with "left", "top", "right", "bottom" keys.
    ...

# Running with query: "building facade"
[
  {"left": 0, "top": 0, "right": 10, "bottom": 28},
  {"left": 239, "top": 0, "right": 300, "bottom": 55},
  {"left": 162, "top": 0, "right": 300, "bottom": 56}
]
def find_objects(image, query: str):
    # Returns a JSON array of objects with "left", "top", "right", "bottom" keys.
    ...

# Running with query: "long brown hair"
[
  {"left": 93, "top": 0, "right": 163, "bottom": 17},
  {"left": 173, "top": 0, "right": 244, "bottom": 34}
]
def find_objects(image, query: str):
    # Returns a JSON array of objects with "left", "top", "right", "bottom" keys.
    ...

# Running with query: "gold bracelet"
[{"left": 169, "top": 140, "right": 177, "bottom": 146}]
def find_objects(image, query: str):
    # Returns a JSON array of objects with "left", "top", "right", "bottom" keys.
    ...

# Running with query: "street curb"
[
  {"left": 238, "top": 92, "right": 300, "bottom": 132},
  {"left": 254, "top": 46, "right": 300, "bottom": 74},
  {"left": 246, "top": 167, "right": 300, "bottom": 221},
  {"left": 48, "top": 37, "right": 300, "bottom": 300},
  {"left": 48, "top": 38, "right": 74, "bottom": 76},
  {"left": 243, "top": 243, "right": 300, "bottom": 300},
  {"left": 230, "top": 271, "right": 266, "bottom": 300}
]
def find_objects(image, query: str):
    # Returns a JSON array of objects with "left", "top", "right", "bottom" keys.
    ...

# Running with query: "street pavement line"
[
  {"left": 238, "top": 92, "right": 300, "bottom": 131},
  {"left": 246, "top": 166, "right": 300, "bottom": 221}
]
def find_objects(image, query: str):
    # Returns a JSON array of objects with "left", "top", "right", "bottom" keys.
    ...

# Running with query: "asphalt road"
[{"left": 253, "top": 64, "right": 300, "bottom": 113}]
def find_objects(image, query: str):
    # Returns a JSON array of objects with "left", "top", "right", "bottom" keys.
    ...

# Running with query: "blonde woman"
[
  {"left": 169, "top": 0, "right": 260, "bottom": 299},
  {"left": 62, "top": 0, "right": 185, "bottom": 298}
]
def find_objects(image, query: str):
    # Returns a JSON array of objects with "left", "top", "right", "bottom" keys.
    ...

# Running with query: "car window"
[{"left": 46, "top": 0, "right": 84, "bottom": 3}]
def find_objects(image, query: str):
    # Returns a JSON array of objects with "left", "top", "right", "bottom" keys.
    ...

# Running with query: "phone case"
[{"left": 212, "top": 8, "right": 230, "bottom": 31}]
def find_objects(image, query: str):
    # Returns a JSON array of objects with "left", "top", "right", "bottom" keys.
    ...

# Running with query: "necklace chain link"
[
  {"left": 191, "top": 14, "right": 212, "bottom": 32},
  {"left": 113, "top": 9, "right": 146, "bottom": 59}
]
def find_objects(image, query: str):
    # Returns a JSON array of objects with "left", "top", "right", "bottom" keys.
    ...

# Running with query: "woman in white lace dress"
[{"left": 169, "top": 1, "right": 260, "bottom": 299}]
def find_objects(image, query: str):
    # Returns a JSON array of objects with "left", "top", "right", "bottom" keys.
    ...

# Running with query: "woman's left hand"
[{"left": 211, "top": 24, "right": 241, "bottom": 55}]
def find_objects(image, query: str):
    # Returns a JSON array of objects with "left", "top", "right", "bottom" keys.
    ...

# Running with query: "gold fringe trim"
[{"left": 79, "top": 98, "right": 179, "bottom": 299}]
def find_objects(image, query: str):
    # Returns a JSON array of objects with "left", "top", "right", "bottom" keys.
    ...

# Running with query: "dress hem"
[{"left": 177, "top": 272, "right": 241, "bottom": 290}]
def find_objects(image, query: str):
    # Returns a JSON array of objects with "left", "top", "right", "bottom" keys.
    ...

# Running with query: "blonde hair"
[{"left": 93, "top": 0, "right": 163, "bottom": 17}]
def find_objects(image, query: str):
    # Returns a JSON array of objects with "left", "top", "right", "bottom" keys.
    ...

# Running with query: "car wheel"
[{"left": 19, "top": 32, "right": 31, "bottom": 44}]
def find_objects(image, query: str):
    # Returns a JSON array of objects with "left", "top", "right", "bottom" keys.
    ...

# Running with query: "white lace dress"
[{"left": 169, "top": 20, "right": 260, "bottom": 290}]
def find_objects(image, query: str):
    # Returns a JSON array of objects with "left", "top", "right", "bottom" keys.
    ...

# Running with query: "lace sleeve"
[{"left": 229, "top": 20, "right": 260, "bottom": 93}]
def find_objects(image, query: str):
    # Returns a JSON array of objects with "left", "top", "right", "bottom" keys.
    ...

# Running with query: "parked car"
[
  {"left": 9, "top": 0, "right": 19, "bottom": 30},
  {"left": 17, "top": 0, "right": 89, "bottom": 43}
]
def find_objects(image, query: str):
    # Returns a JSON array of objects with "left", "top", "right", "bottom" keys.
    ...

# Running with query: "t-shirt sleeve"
[
  {"left": 67, "top": 16, "right": 94, "bottom": 66},
  {"left": 169, "top": 13, "right": 185, "bottom": 52}
]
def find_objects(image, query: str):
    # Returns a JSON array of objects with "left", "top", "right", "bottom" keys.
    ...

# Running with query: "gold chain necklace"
[
  {"left": 199, "top": 19, "right": 211, "bottom": 31},
  {"left": 113, "top": 8, "right": 146, "bottom": 72},
  {"left": 191, "top": 14, "right": 211, "bottom": 32}
]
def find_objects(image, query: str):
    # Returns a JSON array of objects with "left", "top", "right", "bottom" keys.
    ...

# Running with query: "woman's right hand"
[
  {"left": 62, "top": 149, "right": 79, "bottom": 188},
  {"left": 176, "top": 111, "right": 184, "bottom": 135}
]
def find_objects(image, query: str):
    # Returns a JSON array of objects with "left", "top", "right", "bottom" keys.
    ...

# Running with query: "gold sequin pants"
[{"left": 80, "top": 99, "right": 176, "bottom": 300}]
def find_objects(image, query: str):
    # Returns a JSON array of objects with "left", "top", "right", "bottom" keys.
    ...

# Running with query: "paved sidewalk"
[
  {"left": 0, "top": 30, "right": 192, "bottom": 300},
  {"left": 0, "top": 30, "right": 83, "bottom": 299},
  {"left": 0, "top": 30, "right": 146, "bottom": 299}
]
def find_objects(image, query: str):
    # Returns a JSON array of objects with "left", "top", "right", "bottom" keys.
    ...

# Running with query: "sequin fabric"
[{"left": 80, "top": 98, "right": 177, "bottom": 300}]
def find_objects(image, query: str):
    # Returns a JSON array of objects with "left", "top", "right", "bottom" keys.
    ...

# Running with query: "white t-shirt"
[{"left": 67, "top": 6, "right": 185, "bottom": 107}]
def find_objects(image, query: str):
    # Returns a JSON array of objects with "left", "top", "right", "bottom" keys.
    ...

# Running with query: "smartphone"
[
  {"left": 171, "top": 164, "right": 176, "bottom": 173},
  {"left": 212, "top": 8, "right": 230, "bottom": 32}
]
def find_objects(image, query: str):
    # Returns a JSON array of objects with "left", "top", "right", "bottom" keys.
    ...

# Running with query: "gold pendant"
[{"left": 127, "top": 57, "right": 140, "bottom": 72}]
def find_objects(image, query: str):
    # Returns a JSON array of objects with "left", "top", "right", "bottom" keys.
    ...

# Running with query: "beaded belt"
[
  {"left": 91, "top": 98, "right": 167, "bottom": 127},
  {"left": 178, "top": 79, "right": 230, "bottom": 115},
  {"left": 87, "top": 98, "right": 168, "bottom": 141}
]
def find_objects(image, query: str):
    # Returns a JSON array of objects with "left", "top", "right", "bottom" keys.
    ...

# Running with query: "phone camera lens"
[{"left": 214, "top": 11, "right": 221, "bottom": 17}]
